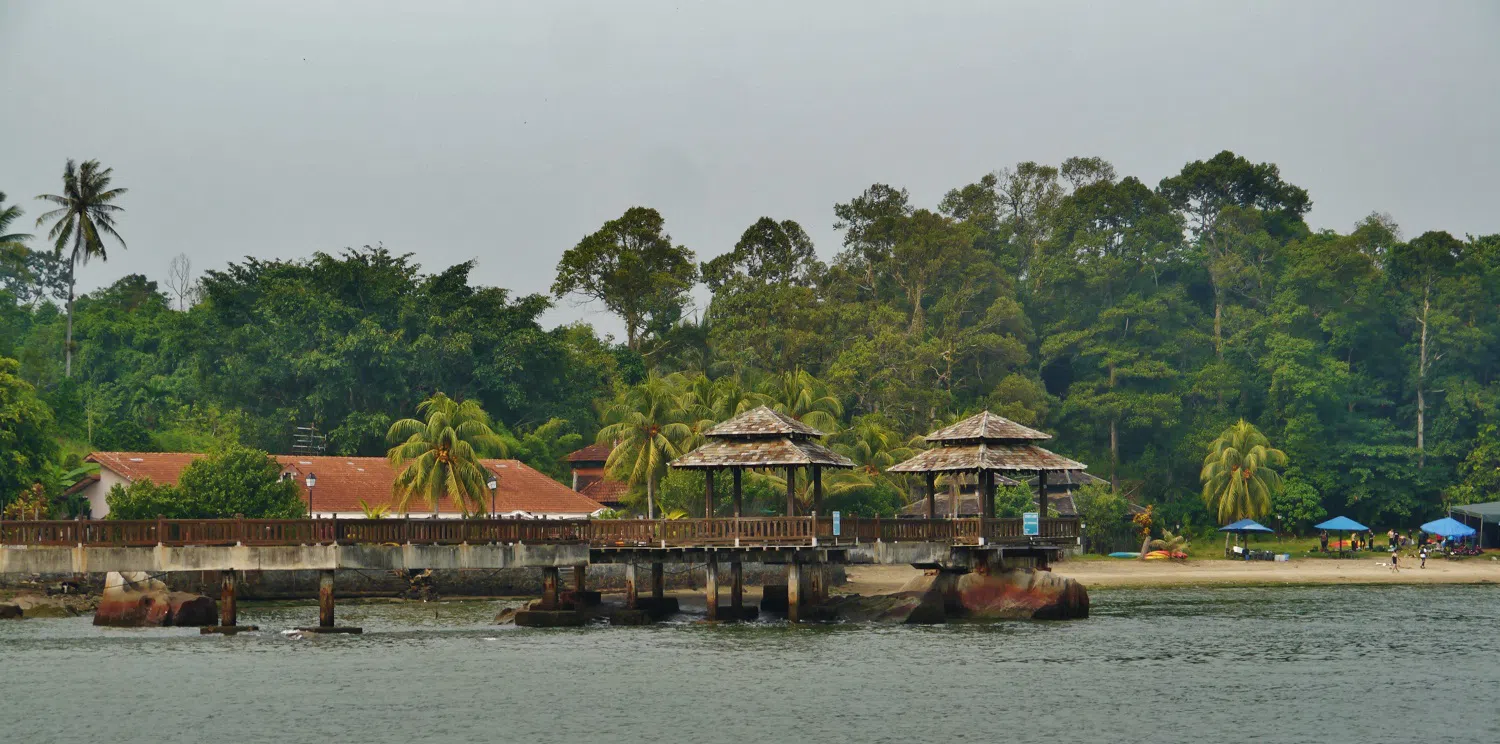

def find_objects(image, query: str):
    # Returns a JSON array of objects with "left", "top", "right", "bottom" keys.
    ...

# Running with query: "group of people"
[{"left": 1316, "top": 528, "right": 1430, "bottom": 570}]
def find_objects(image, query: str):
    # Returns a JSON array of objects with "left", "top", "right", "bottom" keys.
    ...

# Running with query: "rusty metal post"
[
  {"left": 573, "top": 564, "right": 586, "bottom": 593},
  {"left": 731, "top": 560, "right": 743, "bottom": 612},
  {"left": 651, "top": 562, "right": 664, "bottom": 600},
  {"left": 220, "top": 570, "right": 238, "bottom": 627},
  {"left": 1038, "top": 470, "right": 1049, "bottom": 519},
  {"left": 624, "top": 562, "right": 638, "bottom": 609},
  {"left": 705, "top": 553, "right": 719, "bottom": 621},
  {"left": 786, "top": 562, "right": 802, "bottom": 622},
  {"left": 704, "top": 469, "right": 716, "bottom": 518},
  {"left": 925, "top": 473, "right": 936, "bottom": 519},
  {"left": 786, "top": 466, "right": 797, "bottom": 516},
  {"left": 541, "top": 566, "right": 559, "bottom": 610},
  {"left": 732, "top": 467, "right": 743, "bottom": 517},
  {"left": 318, "top": 570, "right": 335, "bottom": 628},
  {"left": 812, "top": 465, "right": 823, "bottom": 516}
]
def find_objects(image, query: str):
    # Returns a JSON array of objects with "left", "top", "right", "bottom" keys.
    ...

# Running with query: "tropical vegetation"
[{"left": 2, "top": 151, "right": 1498, "bottom": 540}]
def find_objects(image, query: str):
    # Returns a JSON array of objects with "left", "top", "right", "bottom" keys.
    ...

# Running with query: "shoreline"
[{"left": 844, "top": 557, "right": 1500, "bottom": 594}]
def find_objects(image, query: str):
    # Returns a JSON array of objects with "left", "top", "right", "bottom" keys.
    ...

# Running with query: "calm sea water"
[{"left": 2, "top": 585, "right": 1497, "bottom": 744}]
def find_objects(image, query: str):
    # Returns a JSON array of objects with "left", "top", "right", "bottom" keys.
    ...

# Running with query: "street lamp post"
[
  {"left": 305, "top": 472, "right": 317, "bottom": 518},
  {"left": 488, "top": 473, "right": 499, "bottom": 518}
]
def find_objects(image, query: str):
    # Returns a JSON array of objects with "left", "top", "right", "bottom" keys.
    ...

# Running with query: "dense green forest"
[{"left": 3, "top": 151, "right": 1498, "bottom": 533}]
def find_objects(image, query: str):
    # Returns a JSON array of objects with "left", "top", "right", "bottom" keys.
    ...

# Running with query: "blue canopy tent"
[
  {"left": 1219, "top": 519, "right": 1273, "bottom": 559},
  {"left": 1315, "top": 516, "right": 1369, "bottom": 555},
  {"left": 1421, "top": 517, "right": 1476, "bottom": 539}
]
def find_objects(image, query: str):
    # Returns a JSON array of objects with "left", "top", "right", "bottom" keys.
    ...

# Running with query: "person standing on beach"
[
  {"left": 1320, "top": 531, "right": 1329, "bottom": 552},
  {"left": 1390, "top": 549, "right": 1400, "bottom": 572},
  {"left": 1419, "top": 546, "right": 1428, "bottom": 568}
]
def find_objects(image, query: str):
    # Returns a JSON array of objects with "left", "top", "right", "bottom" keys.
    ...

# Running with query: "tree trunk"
[
  {"left": 65, "top": 274, "right": 75, "bottom": 378},
  {"left": 1110, "top": 418, "right": 1120, "bottom": 492},
  {"left": 907, "top": 285, "right": 925, "bottom": 336},
  {"left": 1416, "top": 282, "right": 1428, "bottom": 468},
  {"left": 646, "top": 474, "right": 656, "bottom": 520}
]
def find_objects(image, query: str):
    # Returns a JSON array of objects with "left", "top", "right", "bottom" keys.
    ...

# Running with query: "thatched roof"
[
  {"left": 703, "top": 406, "right": 824, "bottom": 439},
  {"left": 925, "top": 411, "right": 1051, "bottom": 443},
  {"left": 887, "top": 442, "right": 1086, "bottom": 473},
  {"left": 1026, "top": 470, "right": 1107, "bottom": 489},
  {"left": 671, "top": 437, "right": 854, "bottom": 469}
]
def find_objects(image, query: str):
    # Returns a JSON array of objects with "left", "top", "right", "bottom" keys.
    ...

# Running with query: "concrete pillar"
[
  {"left": 926, "top": 473, "right": 937, "bottom": 519},
  {"left": 624, "top": 563, "right": 638, "bottom": 609},
  {"left": 705, "top": 469, "right": 716, "bottom": 518},
  {"left": 651, "top": 562, "right": 664, "bottom": 600},
  {"left": 787, "top": 563, "right": 802, "bottom": 622},
  {"left": 705, "top": 553, "right": 719, "bottom": 621},
  {"left": 573, "top": 565, "right": 586, "bottom": 593},
  {"left": 318, "top": 570, "right": 335, "bottom": 628},
  {"left": 220, "top": 570, "right": 237, "bottom": 627},
  {"left": 733, "top": 467, "right": 743, "bottom": 517},
  {"left": 786, "top": 466, "right": 797, "bottom": 516},
  {"left": 731, "top": 561, "right": 744, "bottom": 612},
  {"left": 541, "top": 566, "right": 559, "bottom": 610}
]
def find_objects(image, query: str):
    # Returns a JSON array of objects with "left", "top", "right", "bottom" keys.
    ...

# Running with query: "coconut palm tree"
[
  {"left": 0, "top": 192, "right": 31, "bottom": 249},
  {"left": 825, "top": 416, "right": 915, "bottom": 498},
  {"left": 597, "top": 372, "right": 694, "bottom": 518},
  {"left": 759, "top": 368, "right": 842, "bottom": 432},
  {"left": 1200, "top": 419, "right": 1286, "bottom": 524},
  {"left": 34, "top": 160, "right": 128, "bottom": 377},
  {"left": 386, "top": 393, "right": 507, "bottom": 517}
]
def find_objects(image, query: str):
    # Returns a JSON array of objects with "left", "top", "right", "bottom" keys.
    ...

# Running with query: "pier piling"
[{"left": 705, "top": 554, "right": 719, "bottom": 621}]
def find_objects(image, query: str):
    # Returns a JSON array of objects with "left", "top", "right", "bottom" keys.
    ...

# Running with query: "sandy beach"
[{"left": 843, "top": 556, "right": 1500, "bottom": 593}]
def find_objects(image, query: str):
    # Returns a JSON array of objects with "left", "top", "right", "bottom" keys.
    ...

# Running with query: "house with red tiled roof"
[
  {"left": 565, "top": 442, "right": 628, "bottom": 508},
  {"left": 78, "top": 452, "right": 605, "bottom": 519}
]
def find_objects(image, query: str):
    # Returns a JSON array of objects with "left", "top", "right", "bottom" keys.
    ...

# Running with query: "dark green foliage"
[{"left": 0, "top": 356, "right": 57, "bottom": 507}]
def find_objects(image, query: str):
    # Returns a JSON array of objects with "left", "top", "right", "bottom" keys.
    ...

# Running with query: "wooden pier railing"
[{"left": 0, "top": 515, "right": 1079, "bottom": 549}]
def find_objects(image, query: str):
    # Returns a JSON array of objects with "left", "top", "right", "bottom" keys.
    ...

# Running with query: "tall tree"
[
  {"left": 1389, "top": 231, "right": 1466, "bottom": 468},
  {"left": 0, "top": 192, "right": 32, "bottom": 249},
  {"left": 386, "top": 392, "right": 507, "bottom": 516},
  {"left": 552, "top": 207, "right": 698, "bottom": 352},
  {"left": 1200, "top": 419, "right": 1286, "bottom": 523},
  {"left": 597, "top": 373, "right": 693, "bottom": 519},
  {"left": 34, "top": 159, "right": 128, "bottom": 377}
]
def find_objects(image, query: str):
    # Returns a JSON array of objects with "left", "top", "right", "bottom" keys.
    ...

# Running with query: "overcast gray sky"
[{"left": 3, "top": 1, "right": 1498, "bottom": 338}]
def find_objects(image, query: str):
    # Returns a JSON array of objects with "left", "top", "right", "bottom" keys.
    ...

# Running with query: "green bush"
[{"left": 107, "top": 446, "right": 304, "bottom": 519}]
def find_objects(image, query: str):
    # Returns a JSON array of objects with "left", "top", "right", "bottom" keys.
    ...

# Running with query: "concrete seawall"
[{"left": 0, "top": 543, "right": 590, "bottom": 575}]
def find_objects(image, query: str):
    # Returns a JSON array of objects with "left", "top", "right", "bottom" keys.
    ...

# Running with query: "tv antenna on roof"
[{"left": 291, "top": 424, "right": 326, "bottom": 456}]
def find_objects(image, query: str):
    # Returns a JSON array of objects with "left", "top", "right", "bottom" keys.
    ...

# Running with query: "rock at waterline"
[
  {"left": 2, "top": 593, "right": 98, "bottom": 619},
  {"left": 828, "top": 567, "right": 1088, "bottom": 623},
  {"left": 93, "top": 572, "right": 218, "bottom": 627}
]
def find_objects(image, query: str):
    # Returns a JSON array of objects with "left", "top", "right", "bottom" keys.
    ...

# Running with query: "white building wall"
[{"left": 85, "top": 469, "right": 130, "bottom": 520}]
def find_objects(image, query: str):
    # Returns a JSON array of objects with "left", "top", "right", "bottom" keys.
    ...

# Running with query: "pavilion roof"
[
  {"left": 1025, "top": 470, "right": 1107, "bottom": 488},
  {"left": 671, "top": 437, "right": 854, "bottom": 469},
  {"left": 887, "top": 442, "right": 1085, "bottom": 473},
  {"left": 924, "top": 411, "right": 1051, "bottom": 443},
  {"left": 703, "top": 406, "right": 825, "bottom": 439}
]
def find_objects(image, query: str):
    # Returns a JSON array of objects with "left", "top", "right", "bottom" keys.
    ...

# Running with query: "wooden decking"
[{"left": 0, "top": 516, "right": 1079, "bottom": 550}]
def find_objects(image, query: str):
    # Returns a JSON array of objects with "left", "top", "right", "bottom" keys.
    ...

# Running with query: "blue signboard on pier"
[
  {"left": 1023, "top": 512, "right": 1040, "bottom": 536},
  {"left": 833, "top": 511, "right": 841, "bottom": 536}
]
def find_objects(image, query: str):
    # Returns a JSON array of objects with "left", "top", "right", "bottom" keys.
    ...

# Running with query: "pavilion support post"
[
  {"left": 950, "top": 477, "right": 960, "bottom": 519},
  {"left": 651, "top": 562, "right": 664, "bottom": 600},
  {"left": 220, "top": 570, "right": 238, "bottom": 627},
  {"left": 978, "top": 471, "right": 990, "bottom": 519},
  {"left": 704, "top": 469, "right": 716, "bottom": 518},
  {"left": 786, "top": 466, "right": 797, "bottom": 516},
  {"left": 732, "top": 467, "right": 743, "bottom": 517},
  {"left": 573, "top": 565, "right": 586, "bottom": 594},
  {"left": 787, "top": 562, "right": 802, "bottom": 622},
  {"left": 730, "top": 561, "right": 744, "bottom": 613},
  {"left": 705, "top": 553, "right": 719, "bottom": 621},
  {"left": 1038, "top": 470, "right": 1049, "bottom": 519},
  {"left": 926, "top": 473, "right": 937, "bottom": 519},
  {"left": 624, "top": 563, "right": 638, "bottom": 609},
  {"left": 541, "top": 566, "right": 559, "bottom": 610},
  {"left": 812, "top": 465, "right": 823, "bottom": 515},
  {"left": 318, "top": 570, "right": 336, "bottom": 627}
]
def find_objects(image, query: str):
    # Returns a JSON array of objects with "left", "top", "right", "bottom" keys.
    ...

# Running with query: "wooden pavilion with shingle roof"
[
  {"left": 671, "top": 405, "right": 854, "bottom": 518},
  {"left": 889, "top": 411, "right": 1086, "bottom": 519}
]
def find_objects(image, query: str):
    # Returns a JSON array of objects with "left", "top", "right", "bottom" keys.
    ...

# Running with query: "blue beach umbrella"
[
  {"left": 1420, "top": 517, "right": 1476, "bottom": 539},
  {"left": 1315, "top": 516, "right": 1369, "bottom": 555},
  {"left": 1315, "top": 516, "right": 1369, "bottom": 532}
]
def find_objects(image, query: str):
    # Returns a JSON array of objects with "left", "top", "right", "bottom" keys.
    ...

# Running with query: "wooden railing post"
[{"left": 156, "top": 514, "right": 165, "bottom": 546}]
